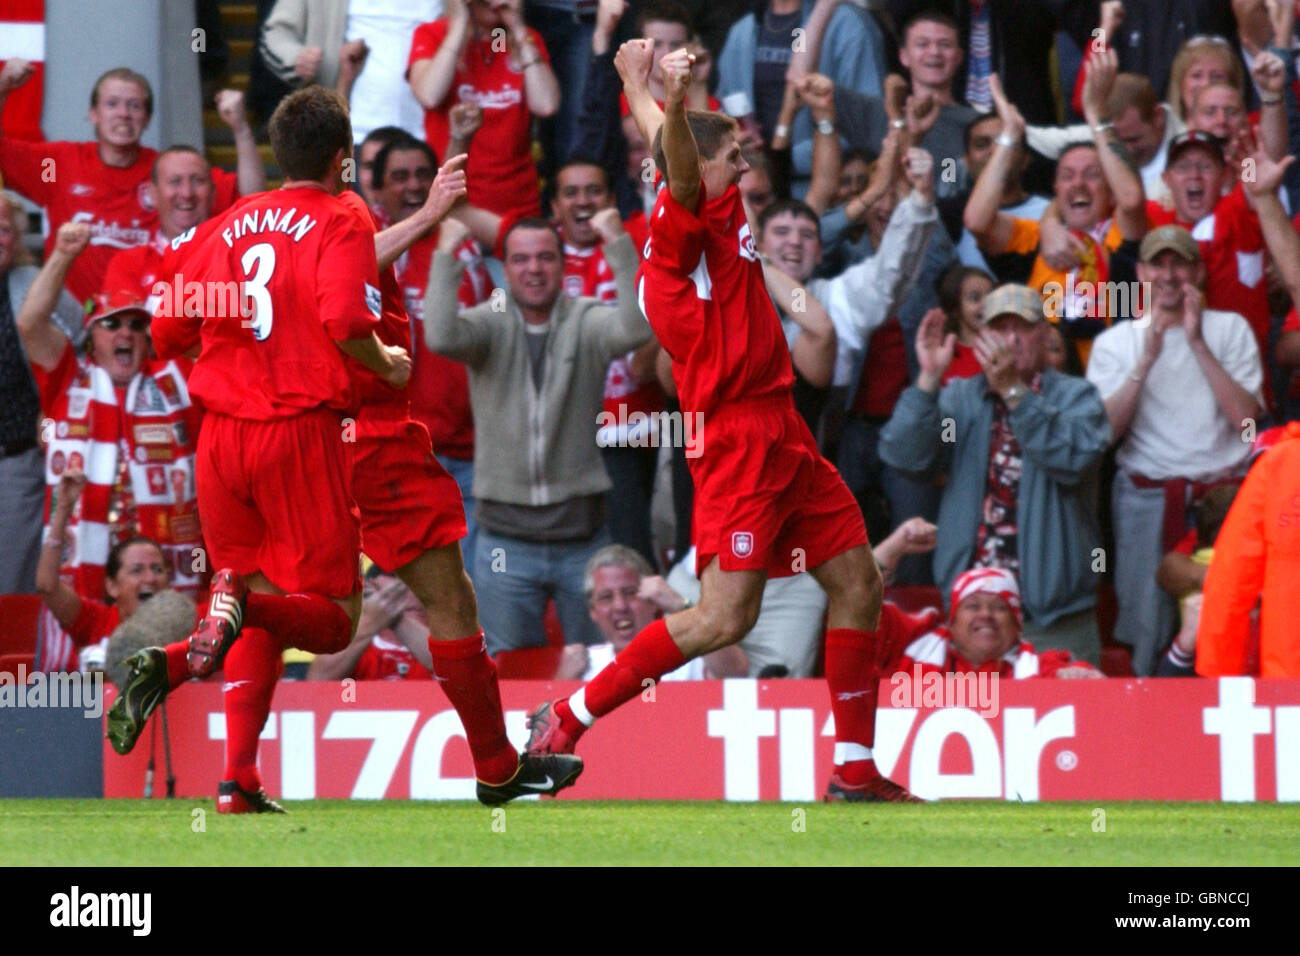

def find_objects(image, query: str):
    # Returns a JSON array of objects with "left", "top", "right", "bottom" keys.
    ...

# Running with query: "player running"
[
  {"left": 108, "top": 86, "right": 579, "bottom": 810},
  {"left": 525, "top": 44, "right": 920, "bottom": 802}
]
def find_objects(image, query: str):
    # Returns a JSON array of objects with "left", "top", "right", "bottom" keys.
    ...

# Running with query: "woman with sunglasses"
[{"left": 17, "top": 221, "right": 205, "bottom": 606}]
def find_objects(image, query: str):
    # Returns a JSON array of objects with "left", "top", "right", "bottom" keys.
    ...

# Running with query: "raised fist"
[
  {"left": 0, "top": 58, "right": 34, "bottom": 93},
  {"left": 449, "top": 102, "right": 483, "bottom": 141},
  {"left": 214, "top": 88, "right": 248, "bottom": 130},
  {"left": 659, "top": 47, "right": 695, "bottom": 107},
  {"left": 55, "top": 221, "right": 92, "bottom": 258},
  {"left": 294, "top": 47, "right": 323, "bottom": 83}
]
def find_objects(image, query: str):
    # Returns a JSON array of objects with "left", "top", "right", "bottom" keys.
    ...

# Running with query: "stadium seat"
[{"left": 0, "top": 594, "right": 42, "bottom": 656}]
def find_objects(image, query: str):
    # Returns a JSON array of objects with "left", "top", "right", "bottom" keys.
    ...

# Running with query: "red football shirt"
[
  {"left": 396, "top": 229, "right": 492, "bottom": 459},
  {"left": 151, "top": 187, "right": 381, "bottom": 420},
  {"left": 103, "top": 232, "right": 167, "bottom": 303},
  {"left": 0, "top": 139, "right": 237, "bottom": 302},
  {"left": 638, "top": 180, "right": 794, "bottom": 419},
  {"left": 407, "top": 19, "right": 547, "bottom": 221}
]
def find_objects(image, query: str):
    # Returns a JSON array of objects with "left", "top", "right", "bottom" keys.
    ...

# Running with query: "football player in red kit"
[
  {"left": 526, "top": 43, "right": 919, "bottom": 802},
  {"left": 109, "top": 87, "right": 579, "bottom": 809}
]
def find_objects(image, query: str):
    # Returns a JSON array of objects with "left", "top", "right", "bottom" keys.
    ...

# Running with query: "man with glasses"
[{"left": 18, "top": 222, "right": 205, "bottom": 601}]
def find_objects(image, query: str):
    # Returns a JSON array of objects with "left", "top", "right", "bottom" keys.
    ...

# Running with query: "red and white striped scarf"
[{"left": 42, "top": 355, "right": 203, "bottom": 599}]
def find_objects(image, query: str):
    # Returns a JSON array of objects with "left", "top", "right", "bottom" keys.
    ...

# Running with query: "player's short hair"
[
  {"left": 557, "top": 154, "right": 611, "bottom": 190},
  {"left": 637, "top": 0, "right": 692, "bottom": 35},
  {"left": 584, "top": 545, "right": 655, "bottom": 601},
  {"left": 269, "top": 86, "right": 354, "bottom": 183},
  {"left": 901, "top": 10, "right": 959, "bottom": 43},
  {"left": 105, "top": 536, "right": 167, "bottom": 591},
  {"left": 502, "top": 217, "right": 562, "bottom": 256},
  {"left": 1105, "top": 73, "right": 1159, "bottom": 123},
  {"left": 650, "top": 110, "right": 738, "bottom": 185},
  {"left": 90, "top": 67, "right": 154, "bottom": 119},
  {"left": 757, "top": 198, "right": 819, "bottom": 238},
  {"left": 150, "top": 145, "right": 209, "bottom": 184},
  {"left": 371, "top": 134, "right": 437, "bottom": 190}
]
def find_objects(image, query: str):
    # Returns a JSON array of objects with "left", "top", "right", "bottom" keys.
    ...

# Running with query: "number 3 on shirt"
[{"left": 241, "top": 243, "right": 275, "bottom": 341}]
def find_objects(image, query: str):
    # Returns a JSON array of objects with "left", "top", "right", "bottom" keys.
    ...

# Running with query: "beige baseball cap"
[
  {"left": 1139, "top": 224, "right": 1200, "bottom": 264},
  {"left": 981, "top": 283, "right": 1043, "bottom": 325}
]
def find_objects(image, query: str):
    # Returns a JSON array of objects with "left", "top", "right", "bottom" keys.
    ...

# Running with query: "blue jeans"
[
  {"left": 473, "top": 526, "right": 610, "bottom": 654},
  {"left": 524, "top": 6, "right": 594, "bottom": 184},
  {"left": 436, "top": 454, "right": 478, "bottom": 588},
  {"left": 838, "top": 417, "right": 940, "bottom": 585}
]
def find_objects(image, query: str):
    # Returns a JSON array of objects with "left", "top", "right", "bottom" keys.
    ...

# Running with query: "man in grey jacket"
[
  {"left": 426, "top": 209, "right": 651, "bottom": 654},
  {"left": 879, "top": 283, "right": 1111, "bottom": 664}
]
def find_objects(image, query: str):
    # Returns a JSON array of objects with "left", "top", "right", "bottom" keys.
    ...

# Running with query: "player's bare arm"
[
  {"left": 660, "top": 48, "right": 700, "bottom": 212},
  {"left": 337, "top": 333, "right": 411, "bottom": 388},
  {"left": 16, "top": 221, "right": 88, "bottom": 369},
  {"left": 375, "top": 154, "right": 468, "bottom": 270},
  {"left": 761, "top": 261, "right": 835, "bottom": 387},
  {"left": 616, "top": 39, "right": 665, "bottom": 155}
]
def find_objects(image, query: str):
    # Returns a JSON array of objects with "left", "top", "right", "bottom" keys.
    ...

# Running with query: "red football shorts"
[
  {"left": 195, "top": 409, "right": 361, "bottom": 598},
  {"left": 353, "top": 407, "right": 467, "bottom": 572},
  {"left": 692, "top": 393, "right": 868, "bottom": 578}
]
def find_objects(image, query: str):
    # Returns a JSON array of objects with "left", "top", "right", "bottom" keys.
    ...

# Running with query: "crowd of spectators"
[{"left": 2, "top": 0, "right": 1299, "bottom": 684}]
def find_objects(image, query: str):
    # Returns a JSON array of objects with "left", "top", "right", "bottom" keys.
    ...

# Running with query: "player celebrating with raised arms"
[{"left": 526, "top": 44, "right": 920, "bottom": 802}]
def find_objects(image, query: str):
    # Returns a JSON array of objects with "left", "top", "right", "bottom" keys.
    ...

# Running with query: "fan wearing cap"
[
  {"left": 1146, "top": 130, "right": 1271, "bottom": 381},
  {"left": 1086, "top": 224, "right": 1265, "bottom": 676},
  {"left": 879, "top": 282, "right": 1111, "bottom": 666},
  {"left": 872, "top": 568, "right": 1100, "bottom": 679},
  {"left": 18, "top": 221, "right": 203, "bottom": 605}
]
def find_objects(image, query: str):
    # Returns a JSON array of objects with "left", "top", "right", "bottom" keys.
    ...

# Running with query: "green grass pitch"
[{"left": 3, "top": 801, "right": 1298, "bottom": 866}]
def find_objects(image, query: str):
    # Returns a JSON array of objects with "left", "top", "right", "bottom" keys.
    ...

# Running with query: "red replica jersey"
[
  {"left": 335, "top": 191, "right": 417, "bottom": 410},
  {"left": 103, "top": 233, "right": 167, "bottom": 303},
  {"left": 0, "top": 139, "right": 237, "bottom": 302},
  {"left": 396, "top": 230, "right": 493, "bottom": 459},
  {"left": 407, "top": 19, "right": 547, "bottom": 221},
  {"left": 353, "top": 634, "right": 433, "bottom": 681},
  {"left": 151, "top": 187, "right": 381, "bottom": 420},
  {"left": 638, "top": 181, "right": 794, "bottom": 419},
  {"left": 1145, "top": 188, "right": 1268, "bottom": 362}
]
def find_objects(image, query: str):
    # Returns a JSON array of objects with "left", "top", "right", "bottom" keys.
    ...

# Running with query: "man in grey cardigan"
[
  {"left": 425, "top": 209, "right": 651, "bottom": 654},
  {"left": 879, "top": 283, "right": 1111, "bottom": 664}
]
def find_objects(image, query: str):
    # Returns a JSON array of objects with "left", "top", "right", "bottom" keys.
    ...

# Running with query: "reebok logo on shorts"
[{"left": 731, "top": 531, "right": 753, "bottom": 557}]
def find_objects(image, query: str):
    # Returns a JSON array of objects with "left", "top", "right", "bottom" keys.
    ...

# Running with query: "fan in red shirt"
[
  {"left": 102, "top": 146, "right": 223, "bottom": 307},
  {"left": 524, "top": 42, "right": 915, "bottom": 803},
  {"left": 0, "top": 66, "right": 261, "bottom": 301},
  {"left": 406, "top": 0, "right": 560, "bottom": 222},
  {"left": 1146, "top": 132, "right": 1270, "bottom": 382}
]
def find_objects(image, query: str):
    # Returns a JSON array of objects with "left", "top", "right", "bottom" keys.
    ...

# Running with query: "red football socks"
[
  {"left": 164, "top": 641, "right": 190, "bottom": 690},
  {"left": 824, "top": 627, "right": 882, "bottom": 785},
  {"left": 578, "top": 617, "right": 686, "bottom": 721},
  {"left": 428, "top": 631, "right": 518, "bottom": 785},
  {"left": 220, "top": 626, "right": 282, "bottom": 792},
  {"left": 244, "top": 592, "right": 352, "bottom": 655}
]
